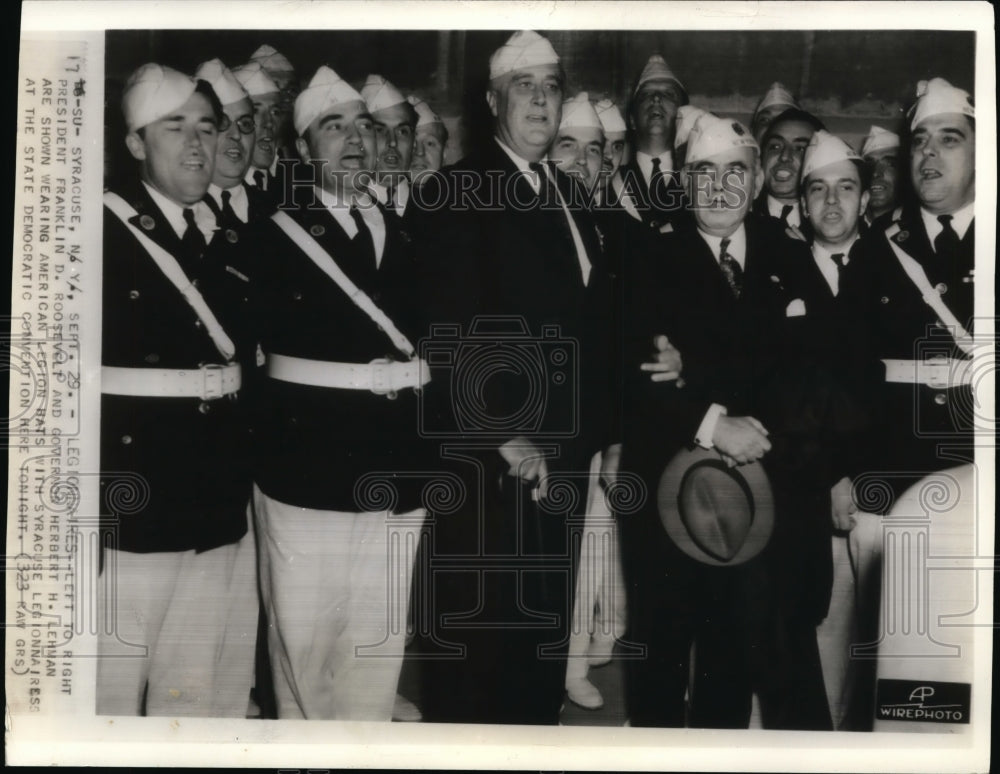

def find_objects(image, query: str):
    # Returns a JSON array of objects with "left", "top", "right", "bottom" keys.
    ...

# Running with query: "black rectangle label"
[{"left": 876, "top": 679, "right": 971, "bottom": 724}]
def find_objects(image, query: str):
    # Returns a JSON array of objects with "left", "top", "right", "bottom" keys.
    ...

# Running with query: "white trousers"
[
  {"left": 254, "top": 485, "right": 424, "bottom": 720},
  {"left": 566, "top": 452, "right": 628, "bottom": 684},
  {"left": 97, "top": 515, "right": 258, "bottom": 717}
]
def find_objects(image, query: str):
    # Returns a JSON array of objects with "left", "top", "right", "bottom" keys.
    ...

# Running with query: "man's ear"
[
  {"left": 295, "top": 136, "right": 310, "bottom": 163},
  {"left": 799, "top": 193, "right": 809, "bottom": 219},
  {"left": 753, "top": 162, "right": 765, "bottom": 201},
  {"left": 485, "top": 88, "right": 498, "bottom": 119},
  {"left": 859, "top": 189, "right": 871, "bottom": 217},
  {"left": 125, "top": 131, "right": 146, "bottom": 161}
]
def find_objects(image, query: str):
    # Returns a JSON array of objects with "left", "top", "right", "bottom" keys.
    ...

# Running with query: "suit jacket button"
[
  {"left": 310, "top": 224, "right": 325, "bottom": 237},
  {"left": 121, "top": 435, "right": 132, "bottom": 445},
  {"left": 225, "top": 229, "right": 239, "bottom": 243},
  {"left": 934, "top": 393, "right": 948, "bottom": 406},
  {"left": 292, "top": 290, "right": 303, "bottom": 301},
  {"left": 935, "top": 282, "right": 948, "bottom": 294},
  {"left": 880, "top": 296, "right": 890, "bottom": 304},
  {"left": 198, "top": 401, "right": 212, "bottom": 414},
  {"left": 128, "top": 289, "right": 140, "bottom": 300},
  {"left": 194, "top": 319, "right": 203, "bottom": 328}
]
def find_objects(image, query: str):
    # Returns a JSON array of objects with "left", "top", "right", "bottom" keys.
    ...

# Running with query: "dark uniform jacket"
[
  {"left": 406, "top": 139, "right": 613, "bottom": 725},
  {"left": 211, "top": 189, "right": 428, "bottom": 514},
  {"left": 100, "top": 182, "right": 251, "bottom": 553},
  {"left": 204, "top": 180, "right": 278, "bottom": 233},
  {"left": 867, "top": 205, "right": 975, "bottom": 500}
]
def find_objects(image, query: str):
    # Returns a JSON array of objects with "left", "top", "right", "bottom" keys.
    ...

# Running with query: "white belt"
[
  {"left": 102, "top": 364, "right": 241, "bottom": 399},
  {"left": 266, "top": 353, "right": 430, "bottom": 396},
  {"left": 882, "top": 358, "right": 973, "bottom": 389}
]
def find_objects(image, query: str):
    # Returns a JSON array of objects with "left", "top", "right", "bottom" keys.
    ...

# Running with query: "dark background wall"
[{"left": 105, "top": 29, "right": 976, "bottom": 176}]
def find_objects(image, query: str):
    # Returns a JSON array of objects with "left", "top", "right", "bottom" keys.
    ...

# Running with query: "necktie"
[
  {"left": 530, "top": 162, "right": 589, "bottom": 284},
  {"left": 220, "top": 189, "right": 241, "bottom": 229},
  {"left": 650, "top": 156, "right": 667, "bottom": 209},
  {"left": 780, "top": 204, "right": 794, "bottom": 225},
  {"left": 182, "top": 206, "right": 206, "bottom": 258},
  {"left": 349, "top": 205, "right": 377, "bottom": 269},
  {"left": 719, "top": 237, "right": 742, "bottom": 299},
  {"left": 830, "top": 252, "right": 846, "bottom": 295},
  {"left": 934, "top": 214, "right": 960, "bottom": 259},
  {"left": 253, "top": 169, "right": 266, "bottom": 190}
]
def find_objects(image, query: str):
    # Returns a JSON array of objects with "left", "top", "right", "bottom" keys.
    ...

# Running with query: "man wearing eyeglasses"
[
  {"left": 196, "top": 59, "right": 276, "bottom": 230},
  {"left": 232, "top": 60, "right": 285, "bottom": 200}
]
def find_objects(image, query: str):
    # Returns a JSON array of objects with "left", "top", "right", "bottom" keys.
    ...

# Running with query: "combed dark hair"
[
  {"left": 193, "top": 79, "right": 226, "bottom": 128},
  {"left": 765, "top": 107, "right": 825, "bottom": 135}
]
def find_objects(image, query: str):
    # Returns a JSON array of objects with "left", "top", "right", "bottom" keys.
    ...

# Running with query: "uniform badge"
[
  {"left": 310, "top": 224, "right": 325, "bottom": 237},
  {"left": 139, "top": 214, "right": 156, "bottom": 231},
  {"left": 128, "top": 289, "right": 140, "bottom": 300},
  {"left": 880, "top": 296, "right": 890, "bottom": 304},
  {"left": 895, "top": 230, "right": 909, "bottom": 242},
  {"left": 225, "top": 229, "right": 239, "bottom": 243},
  {"left": 935, "top": 282, "right": 947, "bottom": 295}
]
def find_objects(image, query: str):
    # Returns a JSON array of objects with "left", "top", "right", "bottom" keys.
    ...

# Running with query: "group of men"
[{"left": 98, "top": 31, "right": 977, "bottom": 729}]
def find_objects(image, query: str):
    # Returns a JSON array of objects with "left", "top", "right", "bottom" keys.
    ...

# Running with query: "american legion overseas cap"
[
  {"left": 560, "top": 92, "right": 603, "bottom": 131},
  {"left": 908, "top": 77, "right": 974, "bottom": 130},
  {"left": 801, "top": 130, "right": 862, "bottom": 181},
  {"left": 232, "top": 61, "right": 280, "bottom": 97},
  {"left": 685, "top": 113, "right": 757, "bottom": 166},
  {"left": 594, "top": 99, "right": 627, "bottom": 135},
  {"left": 488, "top": 31, "right": 559, "bottom": 81},
  {"left": 250, "top": 43, "right": 295, "bottom": 75},
  {"left": 122, "top": 63, "right": 197, "bottom": 132},
  {"left": 195, "top": 59, "right": 249, "bottom": 107},
  {"left": 407, "top": 96, "right": 444, "bottom": 129},
  {"left": 753, "top": 81, "right": 798, "bottom": 119},
  {"left": 633, "top": 54, "right": 687, "bottom": 104},
  {"left": 293, "top": 65, "right": 365, "bottom": 136},
  {"left": 658, "top": 446, "right": 774, "bottom": 566},
  {"left": 861, "top": 125, "right": 900, "bottom": 158},
  {"left": 361, "top": 74, "right": 407, "bottom": 113},
  {"left": 674, "top": 104, "right": 711, "bottom": 151}
]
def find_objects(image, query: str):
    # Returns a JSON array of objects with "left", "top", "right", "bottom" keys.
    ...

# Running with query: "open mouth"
[
  {"left": 920, "top": 167, "right": 942, "bottom": 180},
  {"left": 772, "top": 168, "right": 795, "bottom": 182},
  {"left": 224, "top": 147, "right": 245, "bottom": 161},
  {"left": 181, "top": 157, "right": 206, "bottom": 171},
  {"left": 822, "top": 210, "right": 843, "bottom": 222},
  {"left": 870, "top": 183, "right": 886, "bottom": 193},
  {"left": 525, "top": 114, "right": 549, "bottom": 124},
  {"left": 340, "top": 154, "right": 365, "bottom": 169},
  {"left": 381, "top": 153, "right": 400, "bottom": 166}
]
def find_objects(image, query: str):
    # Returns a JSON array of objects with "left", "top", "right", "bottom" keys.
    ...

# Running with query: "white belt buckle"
[
  {"left": 200, "top": 363, "right": 226, "bottom": 400},
  {"left": 369, "top": 358, "right": 397, "bottom": 399}
]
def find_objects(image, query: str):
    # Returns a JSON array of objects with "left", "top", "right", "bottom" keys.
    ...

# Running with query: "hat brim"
[{"left": 658, "top": 446, "right": 774, "bottom": 566}]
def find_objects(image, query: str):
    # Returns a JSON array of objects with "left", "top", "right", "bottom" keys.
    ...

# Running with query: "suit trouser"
[
  {"left": 254, "top": 485, "right": 423, "bottom": 720},
  {"left": 96, "top": 516, "right": 258, "bottom": 717},
  {"left": 566, "top": 451, "right": 628, "bottom": 684}
]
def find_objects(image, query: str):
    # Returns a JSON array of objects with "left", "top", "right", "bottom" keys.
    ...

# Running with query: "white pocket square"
[{"left": 785, "top": 298, "right": 807, "bottom": 317}]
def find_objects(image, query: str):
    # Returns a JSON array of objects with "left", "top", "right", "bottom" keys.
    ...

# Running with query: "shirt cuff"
[{"left": 695, "top": 404, "right": 727, "bottom": 449}]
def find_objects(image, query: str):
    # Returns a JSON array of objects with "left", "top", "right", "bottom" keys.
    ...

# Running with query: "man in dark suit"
[
  {"left": 866, "top": 78, "right": 976, "bottom": 508},
  {"left": 753, "top": 107, "right": 824, "bottom": 232},
  {"left": 409, "top": 31, "right": 614, "bottom": 725},
  {"left": 98, "top": 63, "right": 257, "bottom": 717},
  {"left": 216, "top": 65, "right": 430, "bottom": 720},
  {"left": 196, "top": 59, "right": 277, "bottom": 230},
  {"left": 752, "top": 130, "right": 884, "bottom": 730},
  {"left": 615, "top": 54, "right": 689, "bottom": 233},
  {"left": 619, "top": 113, "right": 784, "bottom": 728}
]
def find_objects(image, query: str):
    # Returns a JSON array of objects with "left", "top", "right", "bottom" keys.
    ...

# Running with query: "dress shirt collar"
[
  {"left": 921, "top": 200, "right": 974, "bottom": 247},
  {"left": 141, "top": 181, "right": 216, "bottom": 241},
  {"left": 767, "top": 195, "right": 800, "bottom": 228},
  {"left": 635, "top": 149, "right": 673, "bottom": 185},
  {"left": 697, "top": 223, "right": 747, "bottom": 269},
  {"left": 208, "top": 182, "right": 250, "bottom": 224}
]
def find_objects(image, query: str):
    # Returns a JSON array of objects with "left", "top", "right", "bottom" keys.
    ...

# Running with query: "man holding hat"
[
  {"left": 361, "top": 74, "right": 418, "bottom": 216},
  {"left": 619, "top": 114, "right": 787, "bottom": 727},
  {"left": 751, "top": 82, "right": 799, "bottom": 145},
  {"left": 214, "top": 64, "right": 429, "bottom": 720},
  {"left": 867, "top": 78, "right": 976, "bottom": 507},
  {"left": 232, "top": 60, "right": 284, "bottom": 198},
  {"left": 754, "top": 107, "right": 825, "bottom": 231},
  {"left": 97, "top": 63, "right": 257, "bottom": 717},
  {"left": 195, "top": 59, "right": 275, "bottom": 229},
  {"left": 860, "top": 125, "right": 903, "bottom": 229},
  {"left": 410, "top": 30, "right": 613, "bottom": 725},
  {"left": 617, "top": 54, "right": 689, "bottom": 232}
]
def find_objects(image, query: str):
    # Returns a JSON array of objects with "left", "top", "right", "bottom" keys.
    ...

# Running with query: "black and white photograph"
[{"left": 7, "top": 1, "right": 995, "bottom": 769}]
